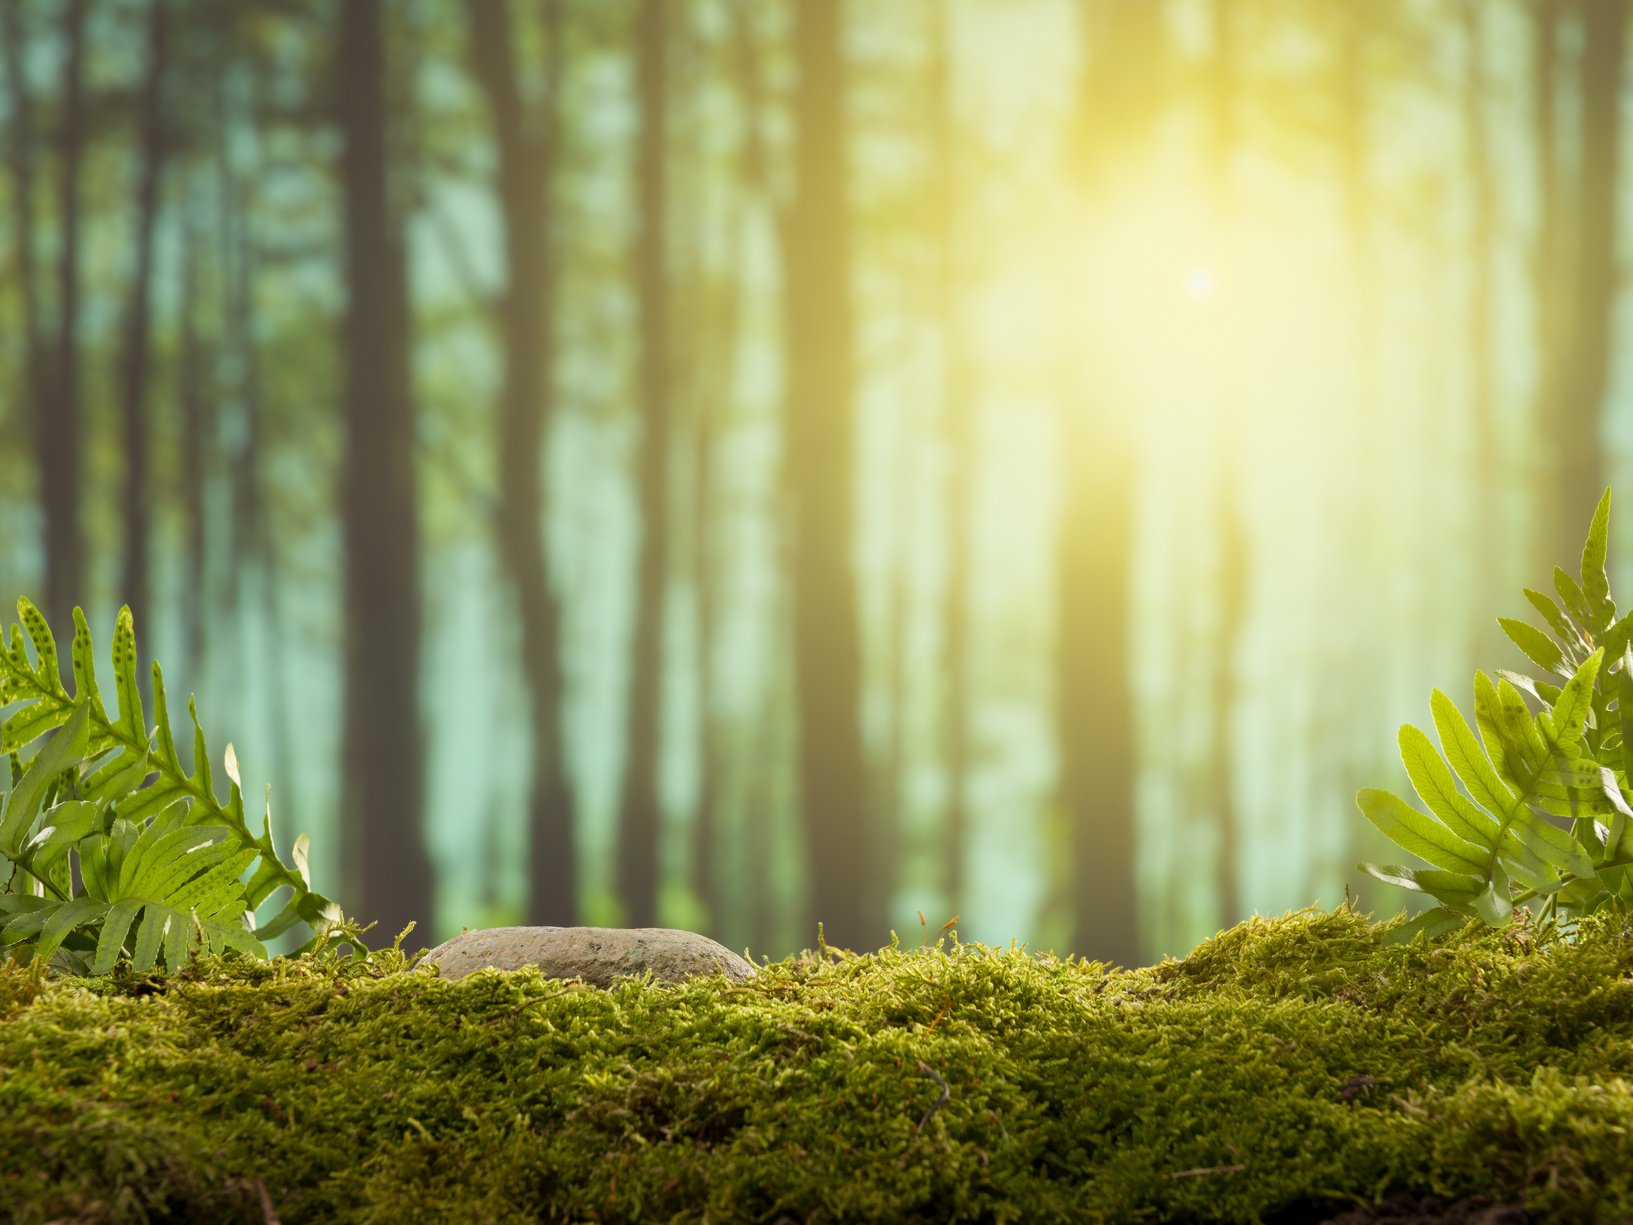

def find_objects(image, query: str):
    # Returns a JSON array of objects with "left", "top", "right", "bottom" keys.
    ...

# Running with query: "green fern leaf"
[
  {"left": 1524, "top": 588, "right": 1581, "bottom": 649},
  {"left": 1499, "top": 618, "right": 1567, "bottom": 677},
  {"left": 1555, "top": 567, "right": 1596, "bottom": 640},
  {"left": 1356, "top": 789, "right": 1488, "bottom": 875},
  {"left": 1, "top": 603, "right": 360, "bottom": 975},
  {"left": 0, "top": 703, "right": 91, "bottom": 852},
  {"left": 1582, "top": 488, "right": 1615, "bottom": 627},
  {"left": 1398, "top": 725, "right": 1500, "bottom": 850},
  {"left": 18, "top": 599, "right": 66, "bottom": 699},
  {"left": 1357, "top": 862, "right": 1484, "bottom": 907},
  {"left": 1494, "top": 670, "right": 1562, "bottom": 708},
  {"left": 1380, "top": 907, "right": 1469, "bottom": 946}
]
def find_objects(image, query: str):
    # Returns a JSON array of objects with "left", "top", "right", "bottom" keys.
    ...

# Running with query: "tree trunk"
[
  {"left": 337, "top": 0, "right": 433, "bottom": 946},
  {"left": 177, "top": 183, "right": 208, "bottom": 678},
  {"left": 43, "top": 0, "right": 88, "bottom": 639},
  {"left": 118, "top": 0, "right": 170, "bottom": 666},
  {"left": 1211, "top": 488, "right": 1247, "bottom": 930},
  {"left": 1560, "top": 0, "right": 1627, "bottom": 554},
  {"left": 1460, "top": 0, "right": 1502, "bottom": 653},
  {"left": 1058, "top": 0, "right": 1163, "bottom": 969},
  {"left": 1208, "top": 0, "right": 1246, "bottom": 933},
  {"left": 931, "top": 0, "right": 972, "bottom": 915},
  {"left": 464, "top": 0, "right": 578, "bottom": 926},
  {"left": 617, "top": 0, "right": 671, "bottom": 930},
  {"left": 1, "top": 0, "right": 47, "bottom": 615},
  {"left": 785, "top": 0, "right": 872, "bottom": 954},
  {"left": 1530, "top": 0, "right": 1569, "bottom": 577},
  {"left": 1058, "top": 417, "right": 1138, "bottom": 967}
]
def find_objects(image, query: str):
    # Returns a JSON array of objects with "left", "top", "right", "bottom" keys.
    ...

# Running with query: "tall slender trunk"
[
  {"left": 1461, "top": 0, "right": 1501, "bottom": 652},
  {"left": 1530, "top": 0, "right": 1568, "bottom": 577},
  {"left": 1208, "top": 0, "right": 1246, "bottom": 933},
  {"left": 337, "top": 0, "right": 432, "bottom": 945},
  {"left": 119, "top": 0, "right": 170, "bottom": 667},
  {"left": 1059, "top": 0, "right": 1162, "bottom": 968},
  {"left": 617, "top": 0, "right": 671, "bottom": 929},
  {"left": 42, "top": 0, "right": 88, "bottom": 638},
  {"left": 1328, "top": 0, "right": 1377, "bottom": 893},
  {"left": 719, "top": 0, "right": 778, "bottom": 951},
  {"left": 687, "top": 224, "right": 730, "bottom": 931},
  {"left": 176, "top": 181, "right": 209, "bottom": 681},
  {"left": 464, "top": 0, "right": 578, "bottom": 925},
  {"left": 1, "top": 0, "right": 46, "bottom": 607},
  {"left": 931, "top": 0, "right": 972, "bottom": 914},
  {"left": 786, "top": 0, "right": 871, "bottom": 953},
  {"left": 1210, "top": 489, "right": 1247, "bottom": 929},
  {"left": 1560, "top": 0, "right": 1627, "bottom": 551}
]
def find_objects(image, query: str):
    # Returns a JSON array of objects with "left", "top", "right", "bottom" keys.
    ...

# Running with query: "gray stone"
[{"left": 418, "top": 926, "right": 757, "bottom": 988}]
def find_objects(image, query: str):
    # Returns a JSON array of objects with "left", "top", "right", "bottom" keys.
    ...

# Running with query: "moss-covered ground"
[{"left": 3, "top": 906, "right": 1633, "bottom": 1224}]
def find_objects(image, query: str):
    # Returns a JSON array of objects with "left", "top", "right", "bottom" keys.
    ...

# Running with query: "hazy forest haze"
[{"left": 0, "top": 0, "right": 1624, "bottom": 968}]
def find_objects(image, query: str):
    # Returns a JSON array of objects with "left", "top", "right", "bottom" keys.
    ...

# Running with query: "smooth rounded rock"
[{"left": 418, "top": 926, "right": 757, "bottom": 988}]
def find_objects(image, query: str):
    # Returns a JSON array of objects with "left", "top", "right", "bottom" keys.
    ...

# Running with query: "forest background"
[{"left": 0, "top": 0, "right": 1622, "bottom": 969}]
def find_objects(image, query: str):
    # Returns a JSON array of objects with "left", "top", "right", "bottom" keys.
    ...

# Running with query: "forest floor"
[{"left": 2, "top": 906, "right": 1633, "bottom": 1224}]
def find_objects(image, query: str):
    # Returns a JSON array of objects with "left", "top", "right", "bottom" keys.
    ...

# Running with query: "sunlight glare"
[{"left": 1184, "top": 265, "right": 1218, "bottom": 302}]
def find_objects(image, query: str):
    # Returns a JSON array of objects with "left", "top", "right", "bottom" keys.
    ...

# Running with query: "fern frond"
[
  {"left": 1361, "top": 488, "right": 1633, "bottom": 941},
  {"left": 0, "top": 601, "right": 358, "bottom": 974}
]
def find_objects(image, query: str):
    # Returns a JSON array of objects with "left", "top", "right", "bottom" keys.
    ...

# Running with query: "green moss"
[{"left": 4, "top": 906, "right": 1633, "bottom": 1223}]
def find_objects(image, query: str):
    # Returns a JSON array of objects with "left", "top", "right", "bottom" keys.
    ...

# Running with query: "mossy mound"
[{"left": 4, "top": 906, "right": 1633, "bottom": 1224}]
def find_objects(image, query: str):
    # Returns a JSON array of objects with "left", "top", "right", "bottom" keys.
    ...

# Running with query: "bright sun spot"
[{"left": 1184, "top": 265, "right": 1218, "bottom": 302}]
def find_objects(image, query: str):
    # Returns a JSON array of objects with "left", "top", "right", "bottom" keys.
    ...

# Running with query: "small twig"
[
  {"left": 1162, "top": 1163, "right": 1246, "bottom": 1180},
  {"left": 915, "top": 1060, "right": 950, "bottom": 1135},
  {"left": 482, "top": 983, "right": 590, "bottom": 1026},
  {"left": 255, "top": 1178, "right": 281, "bottom": 1224}
]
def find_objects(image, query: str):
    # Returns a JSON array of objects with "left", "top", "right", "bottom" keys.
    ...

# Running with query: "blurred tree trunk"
[
  {"left": 337, "top": 0, "right": 432, "bottom": 945},
  {"left": 723, "top": 0, "right": 782, "bottom": 952},
  {"left": 177, "top": 185, "right": 208, "bottom": 679},
  {"left": 786, "top": 0, "right": 872, "bottom": 953},
  {"left": 1, "top": 0, "right": 47, "bottom": 616},
  {"left": 1559, "top": 0, "right": 1627, "bottom": 554},
  {"left": 42, "top": 0, "right": 88, "bottom": 638},
  {"left": 1208, "top": 0, "right": 1246, "bottom": 933},
  {"left": 1460, "top": 0, "right": 1501, "bottom": 653},
  {"left": 931, "top": 0, "right": 972, "bottom": 916},
  {"left": 464, "top": 0, "right": 578, "bottom": 926},
  {"left": 118, "top": 0, "right": 170, "bottom": 665},
  {"left": 1058, "top": 0, "right": 1164, "bottom": 969},
  {"left": 686, "top": 211, "right": 730, "bottom": 935},
  {"left": 617, "top": 0, "right": 671, "bottom": 929},
  {"left": 1530, "top": 0, "right": 1570, "bottom": 575}
]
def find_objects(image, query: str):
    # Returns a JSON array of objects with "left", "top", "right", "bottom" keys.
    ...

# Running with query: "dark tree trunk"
[
  {"left": 718, "top": 0, "right": 779, "bottom": 952},
  {"left": 617, "top": 0, "right": 671, "bottom": 929},
  {"left": 1059, "top": 0, "right": 1164, "bottom": 969},
  {"left": 1559, "top": 0, "right": 1627, "bottom": 554},
  {"left": 337, "top": 0, "right": 433, "bottom": 946},
  {"left": 688, "top": 268, "right": 726, "bottom": 932},
  {"left": 1058, "top": 419, "right": 1138, "bottom": 967},
  {"left": 785, "top": 0, "right": 872, "bottom": 954},
  {"left": 1, "top": 0, "right": 48, "bottom": 615},
  {"left": 931, "top": 0, "right": 972, "bottom": 915},
  {"left": 464, "top": 0, "right": 578, "bottom": 926},
  {"left": 176, "top": 183, "right": 208, "bottom": 681},
  {"left": 42, "top": 0, "right": 88, "bottom": 639},
  {"left": 118, "top": 0, "right": 170, "bottom": 662}
]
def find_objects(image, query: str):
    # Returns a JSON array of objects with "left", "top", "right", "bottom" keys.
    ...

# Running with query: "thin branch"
[
  {"left": 914, "top": 1060, "right": 950, "bottom": 1135},
  {"left": 1162, "top": 1163, "right": 1247, "bottom": 1180}
]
